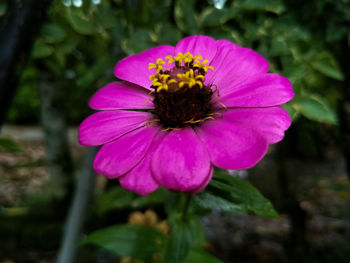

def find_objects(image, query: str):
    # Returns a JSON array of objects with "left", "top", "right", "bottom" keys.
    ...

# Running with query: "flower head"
[{"left": 79, "top": 35, "right": 294, "bottom": 195}]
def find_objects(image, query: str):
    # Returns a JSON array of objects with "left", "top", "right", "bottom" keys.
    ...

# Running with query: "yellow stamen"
[
  {"left": 183, "top": 52, "right": 194, "bottom": 63},
  {"left": 176, "top": 52, "right": 184, "bottom": 61},
  {"left": 193, "top": 59, "right": 214, "bottom": 73},
  {"left": 165, "top": 55, "right": 175, "bottom": 64},
  {"left": 149, "top": 64, "right": 163, "bottom": 72},
  {"left": 206, "top": 65, "right": 214, "bottom": 71},
  {"left": 153, "top": 74, "right": 177, "bottom": 92},
  {"left": 143, "top": 98, "right": 151, "bottom": 106},
  {"left": 196, "top": 81, "right": 203, "bottom": 88},
  {"left": 148, "top": 59, "right": 166, "bottom": 73},
  {"left": 194, "top": 55, "right": 203, "bottom": 61},
  {"left": 149, "top": 74, "right": 159, "bottom": 81},
  {"left": 160, "top": 74, "right": 170, "bottom": 81},
  {"left": 148, "top": 63, "right": 157, "bottom": 70},
  {"left": 150, "top": 51, "right": 214, "bottom": 92},
  {"left": 213, "top": 91, "right": 228, "bottom": 110},
  {"left": 195, "top": 74, "right": 205, "bottom": 80},
  {"left": 184, "top": 116, "right": 214, "bottom": 124},
  {"left": 156, "top": 58, "right": 166, "bottom": 65},
  {"left": 160, "top": 127, "right": 182, "bottom": 132},
  {"left": 177, "top": 69, "right": 204, "bottom": 88},
  {"left": 218, "top": 101, "right": 228, "bottom": 110},
  {"left": 146, "top": 118, "right": 160, "bottom": 128},
  {"left": 166, "top": 53, "right": 186, "bottom": 65}
]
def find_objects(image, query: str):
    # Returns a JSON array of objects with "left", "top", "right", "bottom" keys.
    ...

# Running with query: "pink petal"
[
  {"left": 119, "top": 163, "right": 159, "bottom": 195},
  {"left": 89, "top": 82, "right": 153, "bottom": 110},
  {"left": 191, "top": 165, "right": 214, "bottom": 193},
  {"left": 205, "top": 40, "right": 269, "bottom": 92},
  {"left": 79, "top": 110, "right": 151, "bottom": 146},
  {"left": 215, "top": 40, "right": 240, "bottom": 49},
  {"left": 93, "top": 125, "right": 159, "bottom": 178},
  {"left": 196, "top": 119, "right": 268, "bottom": 170},
  {"left": 119, "top": 133, "right": 166, "bottom": 195},
  {"left": 114, "top": 45, "right": 175, "bottom": 89},
  {"left": 223, "top": 107, "right": 292, "bottom": 144},
  {"left": 151, "top": 128, "right": 211, "bottom": 192},
  {"left": 220, "top": 73, "right": 294, "bottom": 107},
  {"left": 175, "top": 35, "right": 217, "bottom": 63}
]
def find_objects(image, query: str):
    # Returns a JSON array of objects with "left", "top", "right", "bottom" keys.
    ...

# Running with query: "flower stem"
[{"left": 180, "top": 193, "right": 192, "bottom": 221}]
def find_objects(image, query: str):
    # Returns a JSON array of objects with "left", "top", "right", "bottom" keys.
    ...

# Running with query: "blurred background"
[{"left": 1, "top": 0, "right": 350, "bottom": 262}]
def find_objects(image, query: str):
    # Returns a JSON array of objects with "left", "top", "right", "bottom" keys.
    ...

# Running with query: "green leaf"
[
  {"left": 32, "top": 41, "right": 54, "bottom": 59},
  {"left": 122, "top": 29, "right": 155, "bottom": 55},
  {"left": 282, "top": 103, "right": 299, "bottom": 121},
  {"left": 94, "top": 3, "right": 118, "bottom": 29},
  {"left": 164, "top": 214, "right": 205, "bottom": 263},
  {"left": 53, "top": 49, "right": 66, "bottom": 68},
  {"left": 154, "top": 23, "right": 182, "bottom": 45},
  {"left": 293, "top": 95, "right": 338, "bottom": 124},
  {"left": 240, "top": 0, "right": 286, "bottom": 14},
  {"left": 326, "top": 23, "right": 347, "bottom": 42},
  {"left": 130, "top": 188, "right": 167, "bottom": 209},
  {"left": 197, "top": 172, "right": 278, "bottom": 218},
  {"left": 66, "top": 7, "right": 95, "bottom": 35},
  {"left": 207, "top": 27, "right": 244, "bottom": 45},
  {"left": 199, "top": 7, "right": 234, "bottom": 27},
  {"left": 186, "top": 249, "right": 222, "bottom": 263},
  {"left": 58, "top": 37, "right": 79, "bottom": 55},
  {"left": 310, "top": 52, "right": 344, "bottom": 81},
  {"left": 41, "top": 23, "right": 66, "bottom": 43},
  {"left": 76, "top": 56, "right": 115, "bottom": 87},
  {"left": 80, "top": 224, "right": 166, "bottom": 261},
  {"left": 109, "top": 12, "right": 126, "bottom": 41},
  {"left": 269, "top": 38, "right": 289, "bottom": 56},
  {"left": 194, "top": 192, "right": 246, "bottom": 214},
  {"left": 0, "top": 138, "right": 22, "bottom": 152},
  {"left": 174, "top": 0, "right": 199, "bottom": 34},
  {"left": 283, "top": 64, "right": 309, "bottom": 84},
  {"left": 95, "top": 187, "right": 135, "bottom": 214},
  {"left": 0, "top": 2, "right": 7, "bottom": 16}
]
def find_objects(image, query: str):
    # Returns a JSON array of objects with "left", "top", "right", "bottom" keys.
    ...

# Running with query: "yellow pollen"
[
  {"left": 175, "top": 52, "right": 184, "bottom": 63},
  {"left": 148, "top": 51, "right": 214, "bottom": 91},
  {"left": 166, "top": 53, "right": 188, "bottom": 65},
  {"left": 183, "top": 52, "right": 194, "bottom": 63},
  {"left": 193, "top": 59, "right": 214, "bottom": 73},
  {"left": 149, "top": 74, "right": 159, "bottom": 81},
  {"left": 213, "top": 91, "right": 228, "bottom": 111},
  {"left": 160, "top": 74, "right": 170, "bottom": 81},
  {"left": 152, "top": 73, "right": 177, "bottom": 92},
  {"left": 160, "top": 127, "right": 182, "bottom": 132},
  {"left": 184, "top": 116, "right": 214, "bottom": 124},
  {"left": 177, "top": 69, "right": 205, "bottom": 88},
  {"left": 194, "top": 55, "right": 202, "bottom": 60},
  {"left": 148, "top": 58, "right": 166, "bottom": 72},
  {"left": 156, "top": 58, "right": 166, "bottom": 65},
  {"left": 165, "top": 55, "right": 175, "bottom": 64}
]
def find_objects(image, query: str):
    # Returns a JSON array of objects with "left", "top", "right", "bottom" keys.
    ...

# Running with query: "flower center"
[{"left": 149, "top": 52, "right": 215, "bottom": 129}]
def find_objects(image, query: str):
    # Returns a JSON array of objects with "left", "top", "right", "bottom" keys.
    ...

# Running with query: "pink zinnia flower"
[{"left": 79, "top": 35, "right": 294, "bottom": 195}]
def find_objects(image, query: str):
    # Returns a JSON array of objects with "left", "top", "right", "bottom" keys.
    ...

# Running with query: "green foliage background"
[{"left": 2, "top": 0, "right": 349, "bottom": 127}]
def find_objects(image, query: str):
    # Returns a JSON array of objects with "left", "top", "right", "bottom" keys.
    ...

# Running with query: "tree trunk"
[
  {"left": 39, "top": 74, "right": 74, "bottom": 203},
  {"left": 276, "top": 141, "right": 309, "bottom": 263},
  {"left": 337, "top": 39, "right": 350, "bottom": 180},
  {"left": 0, "top": 0, "right": 52, "bottom": 126}
]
